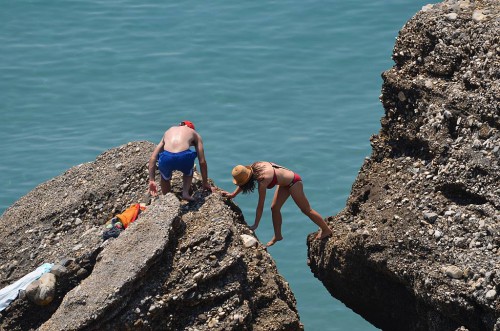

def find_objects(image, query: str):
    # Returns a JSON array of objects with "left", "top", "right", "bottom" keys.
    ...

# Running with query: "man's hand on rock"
[
  {"left": 148, "top": 180, "right": 158, "bottom": 196},
  {"left": 203, "top": 182, "right": 214, "bottom": 192}
]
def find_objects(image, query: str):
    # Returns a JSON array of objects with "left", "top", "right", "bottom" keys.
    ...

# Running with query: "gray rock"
[
  {"left": 240, "top": 234, "right": 258, "bottom": 248},
  {"left": 25, "top": 273, "right": 57, "bottom": 306},
  {"left": 50, "top": 264, "right": 67, "bottom": 276},
  {"left": 424, "top": 212, "right": 439, "bottom": 223},
  {"left": 453, "top": 237, "right": 467, "bottom": 248},
  {"left": 472, "top": 10, "right": 486, "bottom": 22},
  {"left": 0, "top": 142, "right": 302, "bottom": 330},
  {"left": 307, "top": 1, "right": 500, "bottom": 330},
  {"left": 445, "top": 266, "right": 463, "bottom": 279},
  {"left": 445, "top": 13, "right": 458, "bottom": 20},
  {"left": 486, "top": 289, "right": 497, "bottom": 300}
]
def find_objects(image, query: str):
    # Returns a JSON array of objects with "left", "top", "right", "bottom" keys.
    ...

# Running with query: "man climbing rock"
[{"left": 148, "top": 120, "right": 212, "bottom": 201}]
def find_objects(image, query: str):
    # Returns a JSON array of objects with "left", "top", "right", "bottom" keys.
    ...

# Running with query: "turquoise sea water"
[{"left": 1, "top": 1, "right": 431, "bottom": 329}]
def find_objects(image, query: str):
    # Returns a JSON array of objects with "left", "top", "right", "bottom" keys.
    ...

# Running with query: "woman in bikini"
[{"left": 222, "top": 161, "right": 333, "bottom": 247}]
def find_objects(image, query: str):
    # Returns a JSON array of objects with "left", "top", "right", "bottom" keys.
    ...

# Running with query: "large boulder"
[
  {"left": 0, "top": 141, "right": 302, "bottom": 330},
  {"left": 308, "top": 1, "right": 499, "bottom": 330}
]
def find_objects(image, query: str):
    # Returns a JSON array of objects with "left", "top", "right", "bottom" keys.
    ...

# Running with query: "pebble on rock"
[
  {"left": 445, "top": 13, "right": 458, "bottom": 20},
  {"left": 423, "top": 212, "right": 438, "bottom": 223},
  {"left": 485, "top": 289, "right": 496, "bottom": 301},
  {"left": 444, "top": 266, "right": 463, "bottom": 279},
  {"left": 472, "top": 10, "right": 486, "bottom": 22},
  {"left": 240, "top": 234, "right": 258, "bottom": 248},
  {"left": 25, "top": 273, "right": 57, "bottom": 306}
]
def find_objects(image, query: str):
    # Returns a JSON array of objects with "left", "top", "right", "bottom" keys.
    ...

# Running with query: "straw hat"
[{"left": 232, "top": 165, "right": 253, "bottom": 186}]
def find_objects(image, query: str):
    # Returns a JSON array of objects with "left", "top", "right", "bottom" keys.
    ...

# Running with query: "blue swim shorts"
[{"left": 157, "top": 149, "right": 197, "bottom": 180}]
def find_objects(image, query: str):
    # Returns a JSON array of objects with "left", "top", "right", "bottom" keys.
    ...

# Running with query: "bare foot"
[
  {"left": 315, "top": 229, "right": 333, "bottom": 240},
  {"left": 182, "top": 194, "right": 195, "bottom": 202},
  {"left": 266, "top": 235, "right": 283, "bottom": 247}
]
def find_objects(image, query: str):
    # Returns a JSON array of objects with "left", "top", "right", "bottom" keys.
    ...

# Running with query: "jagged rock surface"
[
  {"left": 0, "top": 141, "right": 302, "bottom": 330},
  {"left": 308, "top": 1, "right": 499, "bottom": 331}
]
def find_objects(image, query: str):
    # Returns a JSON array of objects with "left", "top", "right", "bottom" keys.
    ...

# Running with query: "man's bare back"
[
  {"left": 162, "top": 126, "right": 197, "bottom": 153},
  {"left": 148, "top": 120, "right": 211, "bottom": 199}
]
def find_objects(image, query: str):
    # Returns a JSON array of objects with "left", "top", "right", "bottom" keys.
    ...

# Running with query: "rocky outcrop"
[
  {"left": 0, "top": 141, "right": 302, "bottom": 330},
  {"left": 308, "top": 1, "right": 499, "bottom": 331}
]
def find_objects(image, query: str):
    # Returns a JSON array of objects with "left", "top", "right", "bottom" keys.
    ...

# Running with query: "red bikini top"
[{"left": 267, "top": 163, "right": 278, "bottom": 189}]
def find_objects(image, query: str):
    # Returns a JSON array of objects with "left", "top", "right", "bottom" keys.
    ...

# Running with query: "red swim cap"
[{"left": 180, "top": 120, "right": 195, "bottom": 130}]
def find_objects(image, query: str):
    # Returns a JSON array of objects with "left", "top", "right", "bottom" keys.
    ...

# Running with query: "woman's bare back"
[{"left": 254, "top": 161, "right": 295, "bottom": 187}]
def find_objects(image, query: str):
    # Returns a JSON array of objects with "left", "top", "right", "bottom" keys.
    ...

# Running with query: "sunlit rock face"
[
  {"left": 0, "top": 141, "right": 303, "bottom": 331},
  {"left": 308, "top": 1, "right": 499, "bottom": 330}
]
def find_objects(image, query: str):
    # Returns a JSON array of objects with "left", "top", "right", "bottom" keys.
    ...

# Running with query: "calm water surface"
[{"left": 1, "top": 1, "right": 431, "bottom": 329}]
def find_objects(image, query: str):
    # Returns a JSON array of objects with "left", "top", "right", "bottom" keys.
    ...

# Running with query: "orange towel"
[{"left": 116, "top": 204, "right": 146, "bottom": 228}]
